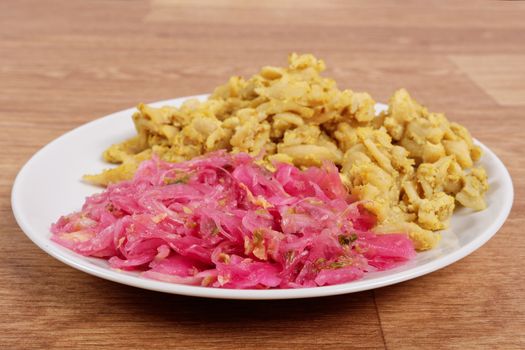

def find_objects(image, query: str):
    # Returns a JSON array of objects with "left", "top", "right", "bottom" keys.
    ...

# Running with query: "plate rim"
[{"left": 11, "top": 95, "right": 514, "bottom": 300}]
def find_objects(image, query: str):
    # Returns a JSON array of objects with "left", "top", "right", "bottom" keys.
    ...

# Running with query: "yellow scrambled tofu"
[{"left": 85, "top": 54, "right": 488, "bottom": 250}]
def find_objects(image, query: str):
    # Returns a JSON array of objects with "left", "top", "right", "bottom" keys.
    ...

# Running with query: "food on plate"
[
  {"left": 339, "top": 96, "right": 488, "bottom": 249},
  {"left": 84, "top": 54, "right": 488, "bottom": 250},
  {"left": 53, "top": 153, "right": 415, "bottom": 289},
  {"left": 86, "top": 53, "right": 374, "bottom": 185}
]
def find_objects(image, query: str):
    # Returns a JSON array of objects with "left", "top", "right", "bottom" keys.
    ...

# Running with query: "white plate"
[{"left": 11, "top": 95, "right": 514, "bottom": 300}]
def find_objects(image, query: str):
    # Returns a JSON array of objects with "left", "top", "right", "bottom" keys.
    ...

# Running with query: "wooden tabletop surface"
[{"left": 2, "top": 1, "right": 524, "bottom": 349}]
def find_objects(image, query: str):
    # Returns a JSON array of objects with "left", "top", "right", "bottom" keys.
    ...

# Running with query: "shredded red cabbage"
[{"left": 51, "top": 152, "right": 415, "bottom": 289}]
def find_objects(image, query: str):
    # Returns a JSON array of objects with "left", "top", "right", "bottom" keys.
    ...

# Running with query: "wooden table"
[{"left": 2, "top": 1, "right": 524, "bottom": 349}]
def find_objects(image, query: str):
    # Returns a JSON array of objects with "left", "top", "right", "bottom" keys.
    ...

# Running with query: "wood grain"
[
  {"left": 1, "top": 1, "right": 524, "bottom": 349},
  {"left": 449, "top": 55, "right": 525, "bottom": 106}
]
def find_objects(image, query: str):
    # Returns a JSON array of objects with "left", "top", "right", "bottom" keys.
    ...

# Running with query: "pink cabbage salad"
[{"left": 51, "top": 152, "right": 415, "bottom": 289}]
